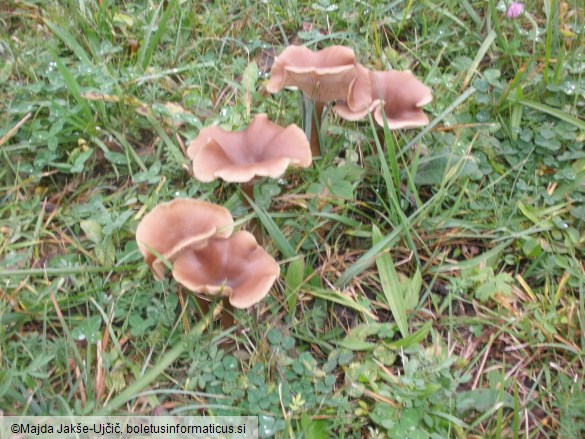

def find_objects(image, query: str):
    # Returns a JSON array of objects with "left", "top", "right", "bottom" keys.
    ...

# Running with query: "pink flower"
[{"left": 506, "top": 2, "right": 524, "bottom": 19}]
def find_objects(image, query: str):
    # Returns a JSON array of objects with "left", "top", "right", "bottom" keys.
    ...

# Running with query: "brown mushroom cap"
[
  {"left": 334, "top": 68, "right": 433, "bottom": 128},
  {"left": 187, "top": 113, "right": 312, "bottom": 183},
  {"left": 172, "top": 231, "right": 280, "bottom": 309},
  {"left": 136, "top": 199, "right": 234, "bottom": 279},
  {"left": 266, "top": 45, "right": 358, "bottom": 103}
]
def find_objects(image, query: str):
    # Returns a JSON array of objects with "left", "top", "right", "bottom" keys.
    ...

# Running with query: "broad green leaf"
[
  {"left": 456, "top": 389, "right": 514, "bottom": 413},
  {"left": 371, "top": 403, "right": 397, "bottom": 430},
  {"left": 386, "top": 321, "right": 432, "bottom": 350},
  {"left": 571, "top": 205, "right": 585, "bottom": 220},
  {"left": 335, "top": 323, "right": 388, "bottom": 351},
  {"left": 70, "top": 148, "right": 93, "bottom": 173},
  {"left": 373, "top": 225, "right": 408, "bottom": 337},
  {"left": 301, "top": 413, "right": 328, "bottom": 439},
  {"left": 113, "top": 13, "right": 134, "bottom": 27},
  {"left": 96, "top": 237, "right": 116, "bottom": 265},
  {"left": 80, "top": 220, "right": 103, "bottom": 244},
  {"left": 404, "top": 268, "right": 422, "bottom": 310},
  {"left": 285, "top": 257, "right": 305, "bottom": 313},
  {"left": 335, "top": 339, "right": 376, "bottom": 351},
  {"left": 72, "top": 316, "right": 102, "bottom": 343},
  {"left": 415, "top": 153, "right": 482, "bottom": 186},
  {"left": 242, "top": 61, "right": 259, "bottom": 94},
  {"left": 307, "top": 287, "right": 376, "bottom": 319},
  {"left": 522, "top": 238, "right": 543, "bottom": 258},
  {"left": 266, "top": 328, "right": 283, "bottom": 346}
]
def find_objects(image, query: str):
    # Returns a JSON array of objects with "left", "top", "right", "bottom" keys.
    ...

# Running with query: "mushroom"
[
  {"left": 266, "top": 45, "right": 371, "bottom": 157},
  {"left": 172, "top": 231, "right": 280, "bottom": 309},
  {"left": 135, "top": 199, "right": 234, "bottom": 279},
  {"left": 334, "top": 66, "right": 433, "bottom": 129},
  {"left": 187, "top": 113, "right": 311, "bottom": 202}
]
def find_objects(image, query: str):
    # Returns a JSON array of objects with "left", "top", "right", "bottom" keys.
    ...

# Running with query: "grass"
[{"left": 1, "top": 0, "right": 584, "bottom": 437}]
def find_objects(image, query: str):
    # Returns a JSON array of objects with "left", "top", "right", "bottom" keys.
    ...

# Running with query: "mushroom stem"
[
  {"left": 310, "top": 101, "right": 325, "bottom": 158},
  {"left": 240, "top": 181, "right": 255, "bottom": 208},
  {"left": 219, "top": 296, "right": 235, "bottom": 349},
  {"left": 303, "top": 94, "right": 324, "bottom": 158},
  {"left": 376, "top": 126, "right": 385, "bottom": 152},
  {"left": 220, "top": 296, "right": 235, "bottom": 334},
  {"left": 194, "top": 295, "right": 210, "bottom": 317}
]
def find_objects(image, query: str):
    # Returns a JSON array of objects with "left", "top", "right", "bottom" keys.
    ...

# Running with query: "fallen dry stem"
[{"left": 0, "top": 112, "right": 31, "bottom": 147}]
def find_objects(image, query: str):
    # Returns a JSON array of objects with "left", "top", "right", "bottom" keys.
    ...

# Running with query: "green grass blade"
[
  {"left": 307, "top": 287, "right": 377, "bottom": 320},
  {"left": 424, "top": 0, "right": 474, "bottom": 37},
  {"left": 246, "top": 195, "right": 296, "bottom": 259},
  {"left": 375, "top": 118, "right": 400, "bottom": 200},
  {"left": 108, "top": 128, "right": 148, "bottom": 173},
  {"left": 580, "top": 281, "right": 585, "bottom": 354},
  {"left": 372, "top": 114, "right": 420, "bottom": 266},
  {"left": 513, "top": 378, "right": 520, "bottom": 439},
  {"left": 429, "top": 241, "right": 511, "bottom": 274},
  {"left": 543, "top": 0, "right": 558, "bottom": 84},
  {"left": 44, "top": 20, "right": 92, "bottom": 65},
  {"left": 336, "top": 182, "right": 448, "bottom": 288},
  {"left": 487, "top": 0, "right": 509, "bottom": 54},
  {"left": 285, "top": 257, "right": 305, "bottom": 315},
  {"left": 396, "top": 0, "right": 413, "bottom": 37},
  {"left": 95, "top": 306, "right": 216, "bottom": 415},
  {"left": 460, "top": 0, "right": 482, "bottom": 29},
  {"left": 372, "top": 225, "right": 408, "bottom": 337},
  {"left": 512, "top": 99, "right": 585, "bottom": 130},
  {"left": 47, "top": 48, "right": 92, "bottom": 120},
  {"left": 336, "top": 225, "right": 399, "bottom": 288},
  {"left": 496, "top": 61, "right": 531, "bottom": 110},
  {"left": 144, "top": 113, "right": 187, "bottom": 168},
  {"left": 386, "top": 321, "right": 432, "bottom": 349},
  {"left": 0, "top": 265, "right": 140, "bottom": 277},
  {"left": 463, "top": 30, "right": 496, "bottom": 88},
  {"left": 495, "top": 358, "right": 506, "bottom": 437},
  {"left": 138, "top": 0, "right": 178, "bottom": 70},
  {"left": 399, "top": 86, "right": 476, "bottom": 158}
]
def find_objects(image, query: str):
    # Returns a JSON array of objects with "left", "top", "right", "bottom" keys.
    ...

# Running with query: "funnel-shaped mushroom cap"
[
  {"left": 346, "top": 63, "right": 373, "bottom": 113},
  {"left": 335, "top": 69, "right": 433, "bottom": 129},
  {"left": 136, "top": 199, "right": 234, "bottom": 279},
  {"left": 187, "top": 114, "right": 312, "bottom": 183},
  {"left": 172, "top": 231, "right": 280, "bottom": 309},
  {"left": 266, "top": 45, "right": 359, "bottom": 103}
]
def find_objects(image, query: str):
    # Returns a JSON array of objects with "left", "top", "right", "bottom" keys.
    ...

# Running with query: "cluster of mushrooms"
[
  {"left": 135, "top": 44, "right": 432, "bottom": 318},
  {"left": 135, "top": 199, "right": 280, "bottom": 309},
  {"left": 267, "top": 45, "right": 433, "bottom": 156}
]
